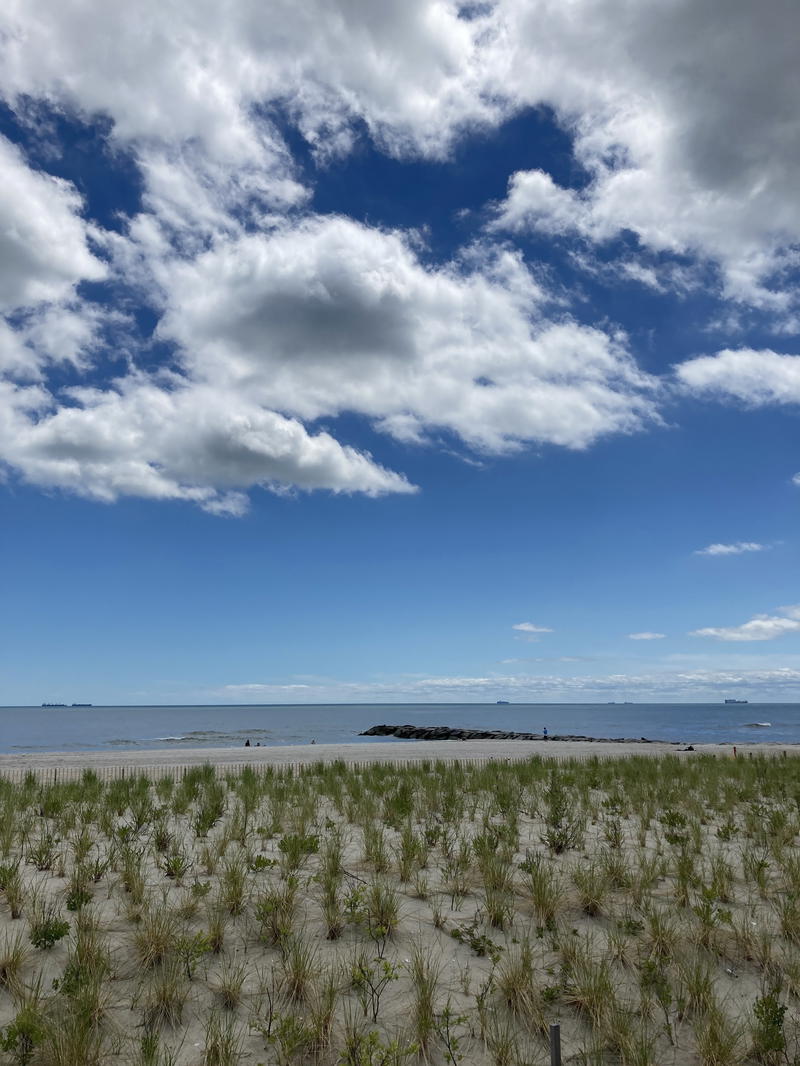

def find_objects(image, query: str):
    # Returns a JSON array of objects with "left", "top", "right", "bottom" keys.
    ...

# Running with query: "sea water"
[{"left": 0, "top": 702, "right": 798, "bottom": 753}]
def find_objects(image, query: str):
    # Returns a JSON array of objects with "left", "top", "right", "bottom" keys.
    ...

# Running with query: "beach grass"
[{"left": 0, "top": 753, "right": 797, "bottom": 1063}]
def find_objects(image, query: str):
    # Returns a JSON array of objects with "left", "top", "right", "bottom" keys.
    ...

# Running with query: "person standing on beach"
[{"left": 543, "top": 727, "right": 548, "bottom": 740}]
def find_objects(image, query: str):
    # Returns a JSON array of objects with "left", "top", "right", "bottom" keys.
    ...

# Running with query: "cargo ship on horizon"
[{"left": 41, "top": 703, "right": 93, "bottom": 708}]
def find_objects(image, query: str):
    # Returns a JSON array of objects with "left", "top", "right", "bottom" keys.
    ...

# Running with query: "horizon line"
[{"left": 3, "top": 700, "right": 797, "bottom": 709}]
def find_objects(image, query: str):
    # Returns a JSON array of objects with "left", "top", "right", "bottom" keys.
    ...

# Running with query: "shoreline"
[{"left": 0, "top": 737, "right": 794, "bottom": 775}]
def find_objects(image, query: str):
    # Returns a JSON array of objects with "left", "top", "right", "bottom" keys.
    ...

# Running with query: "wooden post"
[{"left": 549, "top": 1023, "right": 561, "bottom": 1066}]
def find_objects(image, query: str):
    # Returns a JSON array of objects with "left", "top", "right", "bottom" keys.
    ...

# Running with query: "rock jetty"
[{"left": 360, "top": 724, "right": 670, "bottom": 744}]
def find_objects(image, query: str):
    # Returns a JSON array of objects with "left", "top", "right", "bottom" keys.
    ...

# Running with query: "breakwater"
[{"left": 360, "top": 724, "right": 671, "bottom": 743}]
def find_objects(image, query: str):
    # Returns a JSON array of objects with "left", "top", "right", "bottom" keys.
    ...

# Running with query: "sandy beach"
[
  {"left": 0, "top": 741, "right": 798, "bottom": 1064},
  {"left": 0, "top": 737, "right": 785, "bottom": 777}
]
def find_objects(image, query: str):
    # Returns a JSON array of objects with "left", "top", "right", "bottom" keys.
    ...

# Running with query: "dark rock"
[{"left": 358, "top": 724, "right": 674, "bottom": 744}]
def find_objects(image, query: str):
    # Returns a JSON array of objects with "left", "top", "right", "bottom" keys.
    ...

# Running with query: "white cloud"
[
  {"left": 0, "top": 0, "right": 796, "bottom": 510},
  {"left": 628, "top": 632, "right": 666, "bottom": 641},
  {"left": 1, "top": 0, "right": 797, "bottom": 307},
  {"left": 497, "top": 171, "right": 581, "bottom": 236},
  {"left": 0, "top": 136, "right": 104, "bottom": 312},
  {"left": 0, "top": 200, "right": 659, "bottom": 508},
  {"left": 676, "top": 349, "right": 800, "bottom": 406},
  {"left": 158, "top": 216, "right": 658, "bottom": 455},
  {"left": 0, "top": 0, "right": 497, "bottom": 158},
  {"left": 691, "top": 605, "right": 800, "bottom": 643},
  {"left": 676, "top": 351, "right": 800, "bottom": 487},
  {"left": 490, "top": 0, "right": 800, "bottom": 307},
  {"left": 0, "top": 376, "right": 414, "bottom": 513},
  {"left": 217, "top": 665, "right": 800, "bottom": 703},
  {"left": 0, "top": 0, "right": 498, "bottom": 237},
  {"left": 694, "top": 541, "right": 768, "bottom": 557},
  {"left": 512, "top": 622, "right": 553, "bottom": 634},
  {"left": 0, "top": 321, "right": 37, "bottom": 380},
  {"left": 500, "top": 656, "right": 591, "bottom": 664},
  {"left": 136, "top": 141, "right": 307, "bottom": 249}
]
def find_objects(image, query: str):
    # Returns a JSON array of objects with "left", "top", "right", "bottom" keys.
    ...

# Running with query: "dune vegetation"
[{"left": 0, "top": 753, "right": 798, "bottom": 1065}]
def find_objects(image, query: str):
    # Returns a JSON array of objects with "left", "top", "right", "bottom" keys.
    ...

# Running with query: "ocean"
[{"left": 0, "top": 702, "right": 797, "bottom": 754}]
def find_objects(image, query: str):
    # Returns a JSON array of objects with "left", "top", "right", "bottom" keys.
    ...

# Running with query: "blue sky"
[{"left": 0, "top": 0, "right": 798, "bottom": 705}]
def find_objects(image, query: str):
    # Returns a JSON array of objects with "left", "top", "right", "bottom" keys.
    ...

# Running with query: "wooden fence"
[{"left": 0, "top": 745, "right": 783, "bottom": 784}]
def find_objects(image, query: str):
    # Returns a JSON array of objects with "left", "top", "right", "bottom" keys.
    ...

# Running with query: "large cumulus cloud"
[
  {"left": 491, "top": 0, "right": 800, "bottom": 307},
  {"left": 0, "top": 0, "right": 797, "bottom": 511},
  {"left": 4, "top": 0, "right": 798, "bottom": 295},
  {"left": 159, "top": 216, "right": 658, "bottom": 453},
  {"left": 0, "top": 376, "right": 413, "bottom": 513}
]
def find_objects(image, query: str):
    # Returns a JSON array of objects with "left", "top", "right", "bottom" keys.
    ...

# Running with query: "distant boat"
[
  {"left": 724, "top": 699, "right": 748, "bottom": 704},
  {"left": 41, "top": 703, "right": 67, "bottom": 708},
  {"left": 496, "top": 700, "right": 510, "bottom": 705}
]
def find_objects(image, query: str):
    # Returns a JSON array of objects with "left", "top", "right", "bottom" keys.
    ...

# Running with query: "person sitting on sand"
[{"left": 245, "top": 739, "right": 250, "bottom": 747}]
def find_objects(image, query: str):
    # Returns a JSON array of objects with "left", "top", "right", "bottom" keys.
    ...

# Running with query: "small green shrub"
[
  {"left": 0, "top": 1004, "right": 45, "bottom": 1066},
  {"left": 751, "top": 991, "right": 786, "bottom": 1064},
  {"left": 29, "top": 916, "right": 69, "bottom": 950},
  {"left": 66, "top": 886, "right": 92, "bottom": 911},
  {"left": 450, "top": 916, "right": 503, "bottom": 963}
]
